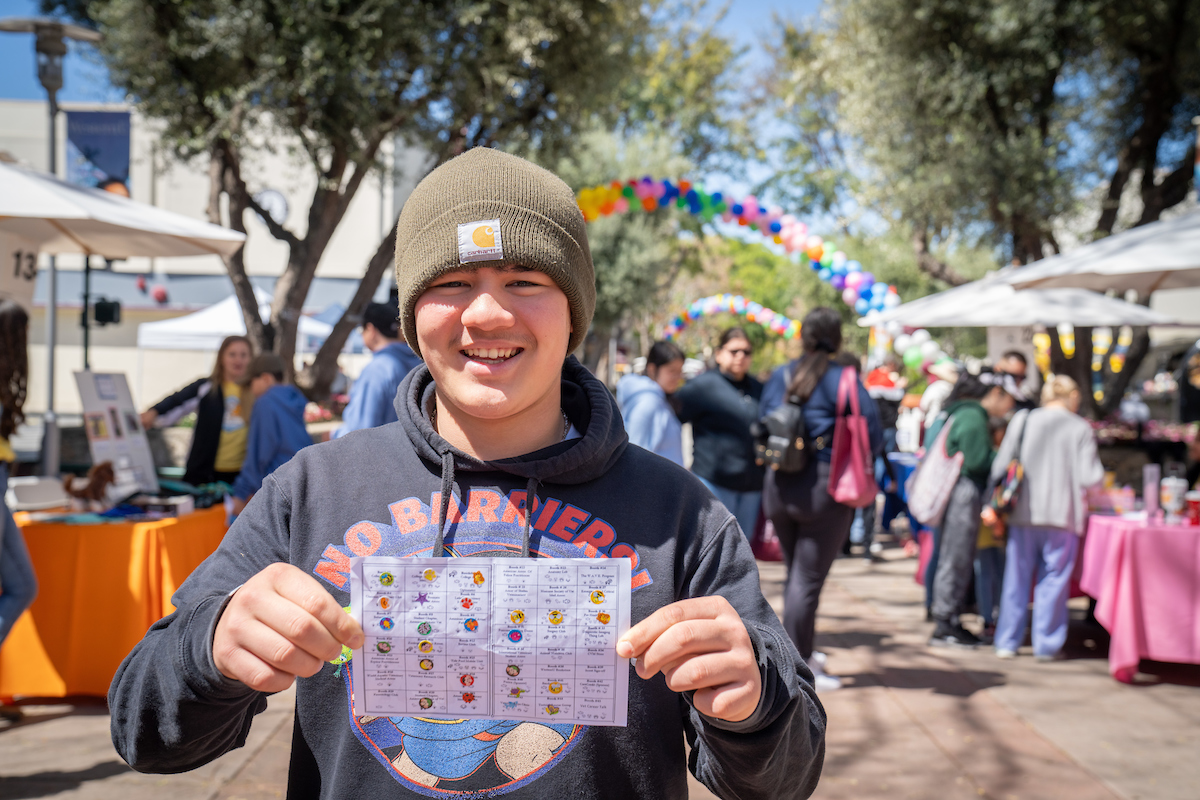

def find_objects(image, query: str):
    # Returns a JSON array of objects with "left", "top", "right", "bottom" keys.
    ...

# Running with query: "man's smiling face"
[{"left": 415, "top": 265, "right": 572, "bottom": 422}]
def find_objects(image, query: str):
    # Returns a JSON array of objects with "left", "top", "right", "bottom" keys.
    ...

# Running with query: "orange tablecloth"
[{"left": 0, "top": 506, "right": 227, "bottom": 699}]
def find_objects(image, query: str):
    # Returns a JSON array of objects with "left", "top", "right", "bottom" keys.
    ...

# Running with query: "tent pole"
[{"left": 41, "top": 90, "right": 60, "bottom": 477}]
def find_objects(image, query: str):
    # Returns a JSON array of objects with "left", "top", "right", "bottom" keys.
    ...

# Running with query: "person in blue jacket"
[
  {"left": 333, "top": 301, "right": 422, "bottom": 438},
  {"left": 230, "top": 354, "right": 314, "bottom": 512},
  {"left": 616, "top": 340, "right": 686, "bottom": 465},
  {"left": 760, "top": 308, "right": 882, "bottom": 692}
]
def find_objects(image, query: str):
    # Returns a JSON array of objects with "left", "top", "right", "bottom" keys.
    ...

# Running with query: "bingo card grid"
[{"left": 350, "top": 557, "right": 631, "bottom": 726}]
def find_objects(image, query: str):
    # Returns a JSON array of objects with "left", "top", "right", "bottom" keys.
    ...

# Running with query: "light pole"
[{"left": 0, "top": 18, "right": 103, "bottom": 476}]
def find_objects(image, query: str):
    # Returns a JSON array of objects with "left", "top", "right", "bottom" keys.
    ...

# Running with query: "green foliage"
[{"left": 763, "top": 0, "right": 1200, "bottom": 269}]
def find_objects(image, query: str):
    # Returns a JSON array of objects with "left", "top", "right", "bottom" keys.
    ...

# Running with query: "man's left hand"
[
  {"left": 230, "top": 496, "right": 247, "bottom": 516},
  {"left": 616, "top": 596, "right": 762, "bottom": 723}
]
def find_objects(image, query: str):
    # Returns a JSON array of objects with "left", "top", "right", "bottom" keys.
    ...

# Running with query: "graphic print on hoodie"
[
  {"left": 109, "top": 357, "right": 824, "bottom": 800},
  {"left": 316, "top": 486, "right": 652, "bottom": 795}
]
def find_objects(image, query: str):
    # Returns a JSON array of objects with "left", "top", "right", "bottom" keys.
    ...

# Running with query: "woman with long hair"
[
  {"left": 925, "top": 369, "right": 1020, "bottom": 648},
  {"left": 0, "top": 300, "right": 39, "bottom": 720},
  {"left": 141, "top": 335, "right": 254, "bottom": 485},
  {"left": 676, "top": 327, "right": 765, "bottom": 537},
  {"left": 990, "top": 375, "right": 1103, "bottom": 660},
  {"left": 616, "top": 340, "right": 686, "bottom": 465},
  {"left": 760, "top": 308, "right": 882, "bottom": 691}
]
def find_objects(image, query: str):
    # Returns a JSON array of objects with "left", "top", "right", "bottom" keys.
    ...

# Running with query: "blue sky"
[{"left": 0, "top": 0, "right": 821, "bottom": 102}]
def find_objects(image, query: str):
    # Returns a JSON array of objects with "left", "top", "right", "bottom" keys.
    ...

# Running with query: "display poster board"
[
  {"left": 1, "top": 231, "right": 40, "bottom": 310},
  {"left": 74, "top": 371, "right": 160, "bottom": 500}
]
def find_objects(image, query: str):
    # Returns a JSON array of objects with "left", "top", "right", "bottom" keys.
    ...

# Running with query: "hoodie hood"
[
  {"left": 395, "top": 356, "right": 629, "bottom": 558},
  {"left": 265, "top": 384, "right": 309, "bottom": 415},
  {"left": 615, "top": 373, "right": 664, "bottom": 410}
]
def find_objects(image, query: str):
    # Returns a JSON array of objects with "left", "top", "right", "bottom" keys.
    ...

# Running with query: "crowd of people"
[{"left": 617, "top": 320, "right": 1106, "bottom": 688}]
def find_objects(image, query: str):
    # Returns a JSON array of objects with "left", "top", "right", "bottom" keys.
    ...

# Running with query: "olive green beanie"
[{"left": 393, "top": 148, "right": 595, "bottom": 359}]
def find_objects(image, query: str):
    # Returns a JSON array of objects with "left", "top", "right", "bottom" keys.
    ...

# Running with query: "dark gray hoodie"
[{"left": 110, "top": 357, "right": 825, "bottom": 799}]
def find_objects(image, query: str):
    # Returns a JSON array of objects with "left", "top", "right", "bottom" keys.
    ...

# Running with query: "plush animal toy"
[{"left": 63, "top": 461, "right": 117, "bottom": 510}]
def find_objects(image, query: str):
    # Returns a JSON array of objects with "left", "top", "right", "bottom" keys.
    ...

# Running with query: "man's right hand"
[
  {"left": 212, "top": 563, "right": 364, "bottom": 693},
  {"left": 140, "top": 409, "right": 159, "bottom": 429}
]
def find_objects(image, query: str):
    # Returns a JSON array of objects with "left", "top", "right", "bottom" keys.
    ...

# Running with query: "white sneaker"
[
  {"left": 995, "top": 648, "right": 1016, "bottom": 660},
  {"left": 869, "top": 542, "right": 884, "bottom": 555},
  {"left": 809, "top": 656, "right": 842, "bottom": 692},
  {"left": 810, "top": 651, "right": 828, "bottom": 669}
]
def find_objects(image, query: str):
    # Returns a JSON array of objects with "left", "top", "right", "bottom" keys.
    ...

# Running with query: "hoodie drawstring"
[
  {"left": 432, "top": 450, "right": 541, "bottom": 561},
  {"left": 434, "top": 451, "right": 454, "bottom": 557},
  {"left": 521, "top": 476, "right": 540, "bottom": 558}
]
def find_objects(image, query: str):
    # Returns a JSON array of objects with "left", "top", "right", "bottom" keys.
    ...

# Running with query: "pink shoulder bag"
[{"left": 828, "top": 367, "right": 879, "bottom": 508}]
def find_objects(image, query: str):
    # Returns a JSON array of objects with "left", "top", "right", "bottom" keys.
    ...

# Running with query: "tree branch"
[{"left": 910, "top": 224, "right": 970, "bottom": 286}]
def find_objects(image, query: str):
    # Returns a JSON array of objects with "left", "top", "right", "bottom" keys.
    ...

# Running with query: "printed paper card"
[{"left": 349, "top": 556, "right": 632, "bottom": 727}]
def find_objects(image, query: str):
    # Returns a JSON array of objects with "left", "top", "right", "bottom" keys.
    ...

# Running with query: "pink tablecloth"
[{"left": 1080, "top": 516, "right": 1200, "bottom": 682}]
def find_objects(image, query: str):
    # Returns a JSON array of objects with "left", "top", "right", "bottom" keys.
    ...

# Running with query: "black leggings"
[{"left": 763, "top": 460, "right": 855, "bottom": 659}]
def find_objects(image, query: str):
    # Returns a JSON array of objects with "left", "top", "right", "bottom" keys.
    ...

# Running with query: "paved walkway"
[{"left": 2, "top": 546, "right": 1198, "bottom": 799}]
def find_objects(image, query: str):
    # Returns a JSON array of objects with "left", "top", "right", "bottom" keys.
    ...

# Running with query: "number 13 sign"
[{"left": 1, "top": 231, "right": 40, "bottom": 310}]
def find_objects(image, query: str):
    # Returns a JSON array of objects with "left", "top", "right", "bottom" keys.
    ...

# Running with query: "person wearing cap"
[
  {"left": 926, "top": 370, "right": 1020, "bottom": 649},
  {"left": 228, "top": 354, "right": 314, "bottom": 514},
  {"left": 332, "top": 301, "right": 422, "bottom": 438},
  {"left": 109, "top": 148, "right": 825, "bottom": 799}
]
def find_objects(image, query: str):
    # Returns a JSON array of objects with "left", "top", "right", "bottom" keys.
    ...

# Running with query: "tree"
[
  {"left": 52, "top": 0, "right": 646, "bottom": 393},
  {"left": 761, "top": 0, "right": 1200, "bottom": 415},
  {"left": 764, "top": 0, "right": 1200, "bottom": 273}
]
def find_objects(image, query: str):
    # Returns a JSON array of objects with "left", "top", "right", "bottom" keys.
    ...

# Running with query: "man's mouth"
[{"left": 462, "top": 347, "right": 522, "bottom": 365}]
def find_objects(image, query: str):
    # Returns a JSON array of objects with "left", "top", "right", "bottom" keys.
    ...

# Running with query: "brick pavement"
[{"left": 2, "top": 547, "right": 1198, "bottom": 799}]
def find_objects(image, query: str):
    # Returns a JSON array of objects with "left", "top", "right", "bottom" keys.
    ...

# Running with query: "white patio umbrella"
[
  {"left": 0, "top": 160, "right": 246, "bottom": 257},
  {"left": 0, "top": 159, "right": 246, "bottom": 476},
  {"left": 858, "top": 275, "right": 1177, "bottom": 328},
  {"left": 1007, "top": 209, "right": 1200, "bottom": 294}
]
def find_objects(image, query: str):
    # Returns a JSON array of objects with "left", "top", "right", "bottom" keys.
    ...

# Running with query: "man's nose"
[{"left": 461, "top": 290, "right": 514, "bottom": 329}]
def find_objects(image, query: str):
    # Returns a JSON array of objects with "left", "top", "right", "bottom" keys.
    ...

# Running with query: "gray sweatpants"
[{"left": 930, "top": 476, "right": 983, "bottom": 622}]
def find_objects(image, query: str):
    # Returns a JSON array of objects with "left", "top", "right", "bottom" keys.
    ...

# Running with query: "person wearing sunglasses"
[{"left": 676, "top": 327, "right": 765, "bottom": 538}]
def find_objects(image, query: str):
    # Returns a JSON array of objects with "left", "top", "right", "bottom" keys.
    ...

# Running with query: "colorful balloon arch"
[
  {"left": 575, "top": 176, "right": 905, "bottom": 321},
  {"left": 662, "top": 294, "right": 801, "bottom": 340}
]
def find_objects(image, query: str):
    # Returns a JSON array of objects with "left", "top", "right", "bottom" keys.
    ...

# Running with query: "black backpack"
[{"left": 752, "top": 364, "right": 810, "bottom": 473}]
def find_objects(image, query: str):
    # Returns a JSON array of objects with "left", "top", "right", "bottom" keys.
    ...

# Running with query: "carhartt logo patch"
[{"left": 458, "top": 219, "right": 503, "bottom": 263}]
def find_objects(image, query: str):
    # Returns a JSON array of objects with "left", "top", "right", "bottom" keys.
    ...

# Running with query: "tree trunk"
[
  {"left": 581, "top": 324, "right": 612, "bottom": 374},
  {"left": 208, "top": 141, "right": 269, "bottom": 352},
  {"left": 296, "top": 223, "right": 399, "bottom": 401}
]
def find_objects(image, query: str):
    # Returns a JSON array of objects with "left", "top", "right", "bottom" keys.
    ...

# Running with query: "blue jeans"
[
  {"left": 994, "top": 525, "right": 1078, "bottom": 657},
  {"left": 1, "top": 461, "right": 39, "bottom": 646},
  {"left": 974, "top": 545, "right": 1005, "bottom": 627},
  {"left": 697, "top": 476, "right": 761, "bottom": 539}
]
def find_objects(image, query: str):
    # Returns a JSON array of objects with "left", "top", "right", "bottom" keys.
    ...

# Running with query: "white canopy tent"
[
  {"left": 137, "top": 287, "right": 332, "bottom": 351},
  {"left": 1007, "top": 209, "right": 1200, "bottom": 295},
  {"left": 0, "top": 160, "right": 246, "bottom": 258},
  {"left": 859, "top": 275, "right": 1177, "bottom": 328}
]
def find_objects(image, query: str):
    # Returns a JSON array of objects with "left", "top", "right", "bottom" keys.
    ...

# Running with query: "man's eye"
[{"left": 433, "top": 280, "right": 468, "bottom": 288}]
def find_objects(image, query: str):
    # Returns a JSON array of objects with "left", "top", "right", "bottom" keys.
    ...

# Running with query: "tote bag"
[
  {"left": 828, "top": 367, "right": 879, "bottom": 508},
  {"left": 906, "top": 415, "right": 964, "bottom": 526}
]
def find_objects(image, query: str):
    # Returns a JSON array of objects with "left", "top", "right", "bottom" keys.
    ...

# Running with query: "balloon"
[
  {"left": 904, "top": 346, "right": 924, "bottom": 369},
  {"left": 807, "top": 244, "right": 824, "bottom": 261},
  {"left": 831, "top": 274, "right": 846, "bottom": 290},
  {"left": 831, "top": 250, "right": 848, "bottom": 266},
  {"left": 920, "top": 340, "right": 940, "bottom": 359},
  {"left": 911, "top": 329, "right": 931, "bottom": 345},
  {"left": 846, "top": 260, "right": 862, "bottom": 273},
  {"left": 884, "top": 293, "right": 901, "bottom": 309},
  {"left": 818, "top": 267, "right": 833, "bottom": 281},
  {"left": 842, "top": 287, "right": 859, "bottom": 305},
  {"left": 885, "top": 321, "right": 904, "bottom": 337},
  {"left": 806, "top": 235, "right": 824, "bottom": 251},
  {"left": 844, "top": 272, "right": 863, "bottom": 289},
  {"left": 859, "top": 272, "right": 875, "bottom": 291},
  {"left": 855, "top": 298, "right": 870, "bottom": 314},
  {"left": 894, "top": 334, "right": 913, "bottom": 354}
]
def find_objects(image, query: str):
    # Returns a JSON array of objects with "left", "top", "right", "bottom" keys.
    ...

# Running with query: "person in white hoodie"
[{"left": 616, "top": 340, "right": 686, "bottom": 465}]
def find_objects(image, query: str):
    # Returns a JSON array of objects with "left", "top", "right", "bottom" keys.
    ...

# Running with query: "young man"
[
  {"left": 110, "top": 148, "right": 825, "bottom": 799},
  {"left": 332, "top": 300, "right": 422, "bottom": 438},
  {"left": 229, "top": 354, "right": 314, "bottom": 514}
]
